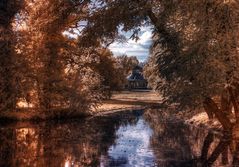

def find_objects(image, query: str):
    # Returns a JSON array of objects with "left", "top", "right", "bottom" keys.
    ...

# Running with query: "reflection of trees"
[
  {"left": 38, "top": 118, "right": 121, "bottom": 167},
  {"left": 0, "top": 110, "right": 142, "bottom": 167},
  {"left": 144, "top": 109, "right": 239, "bottom": 167},
  {"left": 0, "top": 129, "right": 16, "bottom": 167},
  {"left": 144, "top": 109, "right": 196, "bottom": 166},
  {"left": 198, "top": 132, "right": 231, "bottom": 167}
]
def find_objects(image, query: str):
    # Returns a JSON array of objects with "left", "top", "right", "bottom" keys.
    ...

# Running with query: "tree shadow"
[{"left": 104, "top": 99, "right": 160, "bottom": 106}]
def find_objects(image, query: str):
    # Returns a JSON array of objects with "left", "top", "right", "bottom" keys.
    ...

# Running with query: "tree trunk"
[
  {"left": 203, "top": 97, "right": 232, "bottom": 130},
  {"left": 232, "top": 142, "right": 239, "bottom": 166},
  {"left": 221, "top": 89, "right": 233, "bottom": 116},
  {"left": 201, "top": 132, "right": 214, "bottom": 161},
  {"left": 39, "top": 35, "right": 63, "bottom": 111},
  {"left": 0, "top": 2, "right": 19, "bottom": 112},
  {"left": 228, "top": 86, "right": 239, "bottom": 121},
  {"left": 205, "top": 135, "right": 231, "bottom": 167},
  {"left": 221, "top": 146, "right": 229, "bottom": 165},
  {"left": 0, "top": 27, "right": 16, "bottom": 112},
  {"left": 203, "top": 101, "right": 214, "bottom": 120}
]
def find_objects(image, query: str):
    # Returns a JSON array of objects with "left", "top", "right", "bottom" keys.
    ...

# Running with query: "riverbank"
[
  {"left": 0, "top": 90, "right": 162, "bottom": 122},
  {"left": 180, "top": 111, "right": 222, "bottom": 130},
  {"left": 0, "top": 108, "right": 91, "bottom": 123},
  {"left": 1, "top": 89, "right": 222, "bottom": 134},
  {"left": 176, "top": 110, "right": 223, "bottom": 134},
  {"left": 94, "top": 90, "right": 162, "bottom": 115},
  {"left": 172, "top": 108, "right": 236, "bottom": 134}
]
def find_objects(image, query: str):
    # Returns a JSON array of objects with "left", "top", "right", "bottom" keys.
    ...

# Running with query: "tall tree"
[
  {"left": 115, "top": 55, "right": 139, "bottom": 89},
  {"left": 147, "top": 1, "right": 239, "bottom": 127},
  {"left": 94, "top": 49, "right": 119, "bottom": 95},
  {"left": 0, "top": 1, "right": 22, "bottom": 112},
  {"left": 81, "top": 0, "right": 239, "bottom": 127},
  {"left": 25, "top": 0, "right": 90, "bottom": 110}
]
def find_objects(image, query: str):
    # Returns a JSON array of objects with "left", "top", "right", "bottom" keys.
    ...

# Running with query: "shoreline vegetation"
[
  {"left": 0, "top": 89, "right": 231, "bottom": 136},
  {"left": 0, "top": 89, "right": 235, "bottom": 136},
  {"left": 0, "top": 90, "right": 162, "bottom": 123},
  {"left": 0, "top": 89, "right": 228, "bottom": 140}
]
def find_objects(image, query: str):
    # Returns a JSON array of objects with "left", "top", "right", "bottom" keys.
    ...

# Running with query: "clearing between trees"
[{"left": 94, "top": 90, "right": 162, "bottom": 114}]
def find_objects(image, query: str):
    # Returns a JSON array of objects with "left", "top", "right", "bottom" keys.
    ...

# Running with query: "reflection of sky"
[
  {"left": 100, "top": 117, "right": 155, "bottom": 167},
  {"left": 109, "top": 26, "right": 153, "bottom": 62}
]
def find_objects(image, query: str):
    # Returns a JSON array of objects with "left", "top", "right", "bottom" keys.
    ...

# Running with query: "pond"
[{"left": 0, "top": 109, "right": 237, "bottom": 167}]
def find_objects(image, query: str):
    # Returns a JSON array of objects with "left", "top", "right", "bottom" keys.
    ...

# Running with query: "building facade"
[{"left": 126, "top": 66, "right": 148, "bottom": 89}]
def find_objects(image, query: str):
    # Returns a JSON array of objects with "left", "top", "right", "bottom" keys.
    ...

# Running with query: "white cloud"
[{"left": 109, "top": 26, "right": 153, "bottom": 62}]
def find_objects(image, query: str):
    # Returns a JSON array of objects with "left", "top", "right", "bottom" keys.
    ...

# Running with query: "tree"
[
  {"left": 143, "top": 48, "right": 161, "bottom": 90},
  {"left": 0, "top": 1, "right": 22, "bottom": 112},
  {"left": 81, "top": 0, "right": 239, "bottom": 128},
  {"left": 23, "top": 0, "right": 94, "bottom": 111},
  {"left": 93, "top": 49, "right": 118, "bottom": 97},
  {"left": 114, "top": 55, "right": 139, "bottom": 89},
  {"left": 2, "top": 0, "right": 239, "bottom": 126},
  {"left": 147, "top": 1, "right": 239, "bottom": 128}
]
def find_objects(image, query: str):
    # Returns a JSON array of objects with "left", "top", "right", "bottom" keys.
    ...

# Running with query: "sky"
[
  {"left": 64, "top": 24, "right": 153, "bottom": 62},
  {"left": 108, "top": 26, "right": 153, "bottom": 62}
]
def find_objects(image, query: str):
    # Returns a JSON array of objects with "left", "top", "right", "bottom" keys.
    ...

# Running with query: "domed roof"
[{"left": 127, "top": 71, "right": 146, "bottom": 81}]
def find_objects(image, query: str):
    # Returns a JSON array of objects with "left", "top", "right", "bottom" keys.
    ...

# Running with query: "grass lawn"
[
  {"left": 94, "top": 90, "right": 162, "bottom": 114},
  {"left": 0, "top": 90, "right": 162, "bottom": 122}
]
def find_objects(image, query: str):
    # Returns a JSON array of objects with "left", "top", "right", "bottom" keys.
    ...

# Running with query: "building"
[{"left": 126, "top": 66, "right": 148, "bottom": 89}]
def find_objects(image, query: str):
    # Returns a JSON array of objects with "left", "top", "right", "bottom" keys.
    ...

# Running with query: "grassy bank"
[
  {"left": 0, "top": 90, "right": 162, "bottom": 122},
  {"left": 94, "top": 90, "right": 162, "bottom": 115},
  {"left": 0, "top": 108, "right": 92, "bottom": 122}
]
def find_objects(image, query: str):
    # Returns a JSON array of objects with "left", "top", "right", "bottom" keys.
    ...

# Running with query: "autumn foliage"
[{"left": 2, "top": 0, "right": 239, "bottom": 127}]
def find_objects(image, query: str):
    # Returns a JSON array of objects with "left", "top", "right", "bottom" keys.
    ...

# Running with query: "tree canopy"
[
  {"left": 81, "top": 0, "right": 239, "bottom": 128},
  {"left": 1, "top": 0, "right": 239, "bottom": 126}
]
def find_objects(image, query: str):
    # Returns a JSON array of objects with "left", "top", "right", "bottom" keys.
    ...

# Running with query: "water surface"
[{"left": 0, "top": 109, "right": 237, "bottom": 167}]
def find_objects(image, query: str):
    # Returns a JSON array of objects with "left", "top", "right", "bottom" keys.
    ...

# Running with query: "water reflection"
[
  {"left": 0, "top": 110, "right": 143, "bottom": 167},
  {"left": 1, "top": 109, "right": 239, "bottom": 167},
  {"left": 199, "top": 131, "right": 231, "bottom": 167},
  {"left": 144, "top": 109, "right": 239, "bottom": 167},
  {"left": 101, "top": 117, "right": 155, "bottom": 166}
]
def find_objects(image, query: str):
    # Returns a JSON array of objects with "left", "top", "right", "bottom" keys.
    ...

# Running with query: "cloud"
[{"left": 109, "top": 26, "right": 153, "bottom": 62}]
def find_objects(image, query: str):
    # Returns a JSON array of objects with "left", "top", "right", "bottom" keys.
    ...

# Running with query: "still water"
[{"left": 0, "top": 109, "right": 237, "bottom": 167}]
